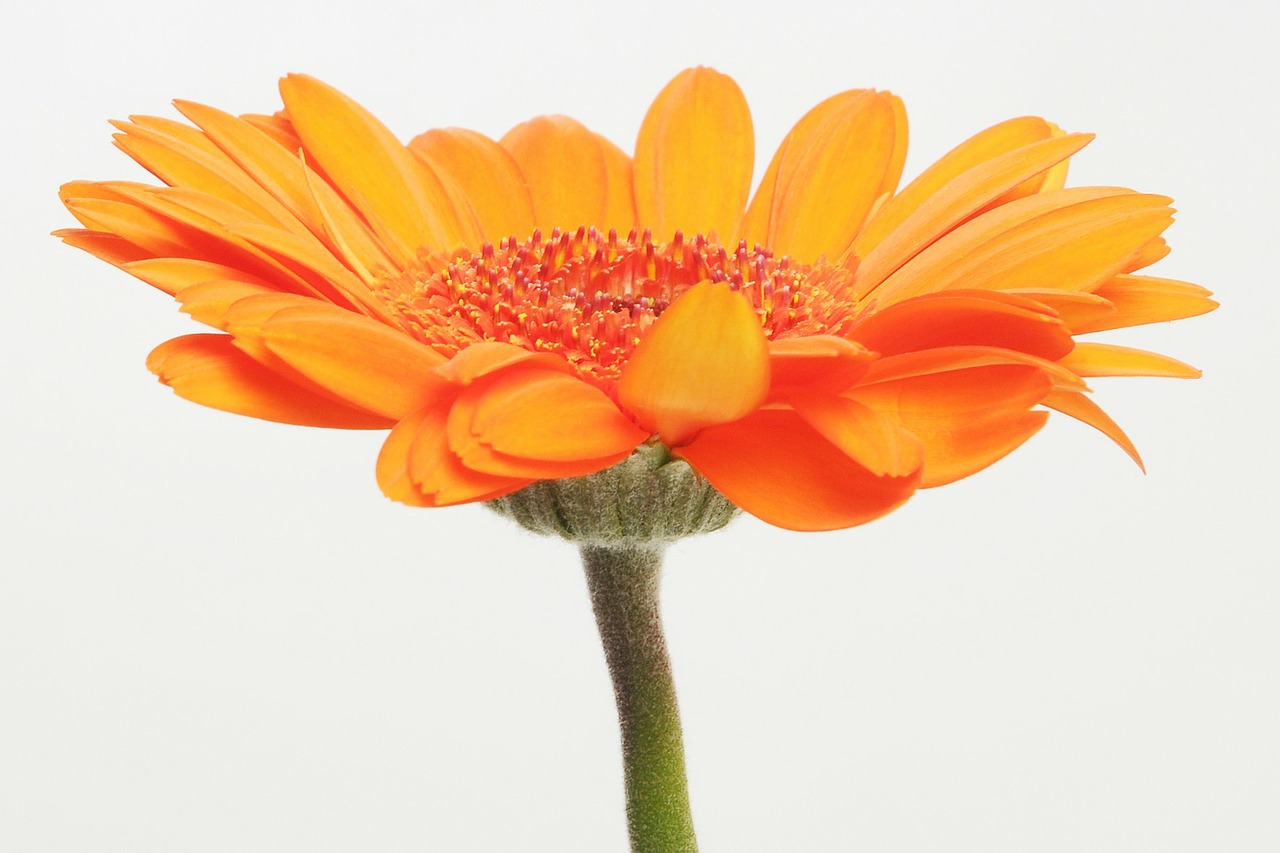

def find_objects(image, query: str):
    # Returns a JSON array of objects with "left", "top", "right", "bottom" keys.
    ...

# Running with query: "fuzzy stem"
[{"left": 581, "top": 544, "right": 698, "bottom": 853}]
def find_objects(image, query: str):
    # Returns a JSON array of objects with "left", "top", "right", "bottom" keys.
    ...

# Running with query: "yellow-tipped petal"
[
  {"left": 617, "top": 281, "right": 769, "bottom": 445},
  {"left": 634, "top": 67, "right": 754, "bottom": 241}
]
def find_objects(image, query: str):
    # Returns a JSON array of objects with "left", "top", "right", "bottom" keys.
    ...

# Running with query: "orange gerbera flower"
[{"left": 58, "top": 68, "right": 1214, "bottom": 531}]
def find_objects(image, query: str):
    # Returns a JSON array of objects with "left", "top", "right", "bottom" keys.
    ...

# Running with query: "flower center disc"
[{"left": 376, "top": 227, "right": 859, "bottom": 389}]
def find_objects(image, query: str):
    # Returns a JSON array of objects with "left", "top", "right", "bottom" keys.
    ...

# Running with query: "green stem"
[{"left": 581, "top": 544, "right": 698, "bottom": 853}]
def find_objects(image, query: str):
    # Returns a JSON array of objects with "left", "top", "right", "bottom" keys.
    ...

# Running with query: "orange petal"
[
  {"left": 1059, "top": 343, "right": 1201, "bottom": 378},
  {"left": 147, "top": 334, "right": 391, "bottom": 428},
  {"left": 219, "top": 294, "right": 365, "bottom": 405},
  {"left": 853, "top": 116, "right": 1060, "bottom": 257},
  {"left": 447, "top": 368, "right": 645, "bottom": 477},
  {"left": 875, "top": 188, "right": 1167, "bottom": 303},
  {"left": 176, "top": 280, "right": 278, "bottom": 328},
  {"left": 999, "top": 288, "right": 1116, "bottom": 332},
  {"left": 855, "top": 133, "right": 1093, "bottom": 295},
  {"left": 597, "top": 135, "right": 638, "bottom": 235},
  {"left": 399, "top": 404, "right": 531, "bottom": 506},
  {"left": 1032, "top": 123, "right": 1072, "bottom": 194},
  {"left": 409, "top": 127, "right": 536, "bottom": 242},
  {"left": 861, "top": 345, "right": 1085, "bottom": 391},
  {"left": 434, "top": 340, "right": 574, "bottom": 386},
  {"left": 59, "top": 178, "right": 143, "bottom": 212},
  {"left": 377, "top": 405, "right": 523, "bottom": 507},
  {"left": 66, "top": 183, "right": 331, "bottom": 301},
  {"left": 111, "top": 118, "right": 297, "bottom": 228},
  {"left": 410, "top": 420, "right": 532, "bottom": 505},
  {"left": 278, "top": 74, "right": 477, "bottom": 260},
  {"left": 175, "top": 99, "right": 397, "bottom": 277},
  {"left": 62, "top": 194, "right": 204, "bottom": 259},
  {"left": 258, "top": 303, "right": 450, "bottom": 418},
  {"left": 849, "top": 365, "right": 1052, "bottom": 487},
  {"left": 634, "top": 67, "right": 754, "bottom": 241},
  {"left": 1072, "top": 275, "right": 1217, "bottom": 333},
  {"left": 674, "top": 409, "right": 920, "bottom": 531},
  {"left": 109, "top": 184, "right": 351, "bottom": 305},
  {"left": 376, "top": 407, "right": 436, "bottom": 507},
  {"left": 123, "top": 114, "right": 225, "bottom": 157},
  {"left": 54, "top": 229, "right": 151, "bottom": 267},
  {"left": 240, "top": 112, "right": 303, "bottom": 152},
  {"left": 849, "top": 290, "right": 1075, "bottom": 360},
  {"left": 767, "top": 335, "right": 876, "bottom": 395},
  {"left": 122, "top": 258, "right": 274, "bottom": 296},
  {"left": 744, "top": 90, "right": 905, "bottom": 262},
  {"left": 1121, "top": 236, "right": 1170, "bottom": 273},
  {"left": 788, "top": 393, "right": 924, "bottom": 478},
  {"left": 939, "top": 194, "right": 1174, "bottom": 294},
  {"left": 1041, "top": 389, "right": 1143, "bottom": 470},
  {"left": 617, "top": 281, "right": 769, "bottom": 444},
  {"left": 500, "top": 115, "right": 612, "bottom": 232},
  {"left": 207, "top": 290, "right": 317, "bottom": 338}
]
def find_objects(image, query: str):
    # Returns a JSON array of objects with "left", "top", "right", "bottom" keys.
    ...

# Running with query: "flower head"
[{"left": 58, "top": 68, "right": 1214, "bottom": 531}]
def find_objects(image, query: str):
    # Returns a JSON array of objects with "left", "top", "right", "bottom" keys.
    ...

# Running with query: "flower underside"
[{"left": 377, "top": 226, "right": 857, "bottom": 391}]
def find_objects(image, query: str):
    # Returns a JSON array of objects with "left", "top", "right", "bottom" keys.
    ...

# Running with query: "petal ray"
[
  {"left": 634, "top": 67, "right": 754, "bottom": 241},
  {"left": 259, "top": 303, "right": 450, "bottom": 418},
  {"left": 278, "top": 74, "right": 477, "bottom": 260},
  {"left": 147, "top": 334, "right": 391, "bottom": 428},
  {"left": 1059, "top": 343, "right": 1201, "bottom": 378},
  {"left": 410, "top": 127, "right": 536, "bottom": 242},
  {"left": 743, "top": 90, "right": 906, "bottom": 263}
]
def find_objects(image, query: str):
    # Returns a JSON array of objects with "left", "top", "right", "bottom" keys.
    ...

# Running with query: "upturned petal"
[{"left": 617, "top": 281, "right": 769, "bottom": 445}]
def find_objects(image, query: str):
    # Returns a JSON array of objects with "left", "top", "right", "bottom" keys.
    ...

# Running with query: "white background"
[{"left": 2, "top": 0, "right": 1276, "bottom": 850}]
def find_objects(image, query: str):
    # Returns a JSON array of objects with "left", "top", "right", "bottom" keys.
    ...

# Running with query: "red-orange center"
[{"left": 375, "top": 227, "right": 861, "bottom": 388}]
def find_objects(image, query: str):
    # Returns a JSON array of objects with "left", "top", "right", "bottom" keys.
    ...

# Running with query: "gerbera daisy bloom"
[
  {"left": 58, "top": 67, "right": 1216, "bottom": 853},
  {"left": 56, "top": 68, "right": 1213, "bottom": 533}
]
